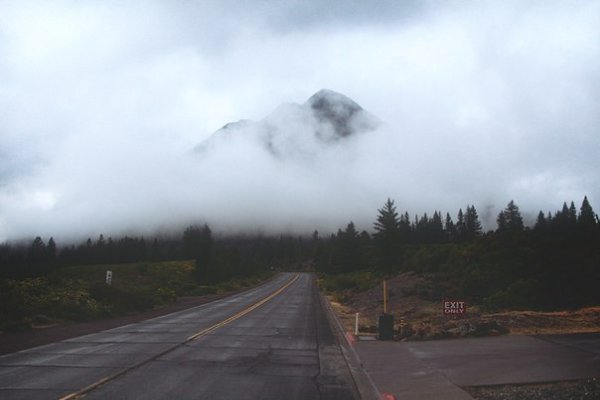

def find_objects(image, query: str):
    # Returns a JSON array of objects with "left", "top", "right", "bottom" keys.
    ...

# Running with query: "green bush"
[
  {"left": 88, "top": 283, "right": 154, "bottom": 314},
  {"left": 483, "top": 279, "right": 544, "bottom": 312},
  {"left": 0, "top": 278, "right": 104, "bottom": 324},
  {"left": 320, "top": 270, "right": 380, "bottom": 295}
]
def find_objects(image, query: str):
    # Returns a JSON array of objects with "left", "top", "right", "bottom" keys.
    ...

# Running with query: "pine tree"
[
  {"left": 503, "top": 200, "right": 524, "bottom": 232},
  {"left": 431, "top": 211, "right": 444, "bottom": 243},
  {"left": 28, "top": 237, "right": 46, "bottom": 264},
  {"left": 568, "top": 201, "right": 577, "bottom": 227},
  {"left": 496, "top": 211, "right": 507, "bottom": 232},
  {"left": 414, "top": 213, "right": 428, "bottom": 243},
  {"left": 331, "top": 222, "right": 364, "bottom": 273},
  {"left": 47, "top": 237, "right": 57, "bottom": 263},
  {"left": 579, "top": 196, "right": 596, "bottom": 230},
  {"left": 374, "top": 198, "right": 400, "bottom": 237},
  {"left": 456, "top": 208, "right": 466, "bottom": 241},
  {"left": 445, "top": 212, "right": 456, "bottom": 241},
  {"left": 398, "top": 212, "right": 412, "bottom": 243},
  {"left": 465, "top": 205, "right": 482, "bottom": 238},
  {"left": 183, "top": 226, "right": 202, "bottom": 259},
  {"left": 552, "top": 203, "right": 569, "bottom": 231},
  {"left": 534, "top": 211, "right": 547, "bottom": 231},
  {"left": 373, "top": 198, "right": 401, "bottom": 269}
]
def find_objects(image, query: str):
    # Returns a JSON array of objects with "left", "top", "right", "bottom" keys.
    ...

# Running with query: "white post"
[{"left": 355, "top": 313, "right": 359, "bottom": 335}]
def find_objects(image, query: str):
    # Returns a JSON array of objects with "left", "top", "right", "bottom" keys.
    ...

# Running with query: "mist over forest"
[{"left": 1, "top": 1, "right": 599, "bottom": 243}]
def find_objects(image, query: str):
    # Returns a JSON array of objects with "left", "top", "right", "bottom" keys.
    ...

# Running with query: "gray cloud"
[{"left": 1, "top": 0, "right": 599, "bottom": 241}]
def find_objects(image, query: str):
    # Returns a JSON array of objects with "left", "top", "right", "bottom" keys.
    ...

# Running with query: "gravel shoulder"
[{"left": 466, "top": 378, "right": 600, "bottom": 400}]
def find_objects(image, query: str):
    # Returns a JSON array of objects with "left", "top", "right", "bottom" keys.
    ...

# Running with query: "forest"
[{"left": 1, "top": 196, "right": 598, "bottom": 330}]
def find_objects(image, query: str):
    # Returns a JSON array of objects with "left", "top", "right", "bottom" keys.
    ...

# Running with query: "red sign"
[{"left": 443, "top": 300, "right": 467, "bottom": 315}]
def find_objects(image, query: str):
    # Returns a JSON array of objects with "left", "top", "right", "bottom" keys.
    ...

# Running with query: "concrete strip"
[
  {"left": 355, "top": 341, "right": 474, "bottom": 400},
  {"left": 404, "top": 334, "right": 600, "bottom": 387}
]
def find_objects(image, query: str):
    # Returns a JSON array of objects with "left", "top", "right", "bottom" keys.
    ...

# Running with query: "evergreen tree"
[
  {"left": 496, "top": 211, "right": 507, "bottom": 232},
  {"left": 557, "top": 202, "right": 569, "bottom": 229},
  {"left": 568, "top": 201, "right": 577, "bottom": 227},
  {"left": 28, "top": 237, "right": 46, "bottom": 264},
  {"left": 431, "top": 211, "right": 444, "bottom": 243},
  {"left": 330, "top": 222, "right": 364, "bottom": 273},
  {"left": 414, "top": 213, "right": 428, "bottom": 243},
  {"left": 503, "top": 200, "right": 524, "bottom": 232},
  {"left": 183, "top": 226, "right": 203, "bottom": 259},
  {"left": 398, "top": 212, "right": 412, "bottom": 243},
  {"left": 534, "top": 211, "right": 547, "bottom": 231},
  {"left": 546, "top": 211, "right": 553, "bottom": 226},
  {"left": 47, "top": 237, "right": 57, "bottom": 263},
  {"left": 312, "top": 230, "right": 319, "bottom": 241},
  {"left": 579, "top": 196, "right": 597, "bottom": 230},
  {"left": 464, "top": 205, "right": 482, "bottom": 239},
  {"left": 374, "top": 198, "right": 400, "bottom": 237},
  {"left": 373, "top": 198, "right": 401, "bottom": 269},
  {"left": 456, "top": 208, "right": 466, "bottom": 241},
  {"left": 444, "top": 212, "right": 456, "bottom": 241}
]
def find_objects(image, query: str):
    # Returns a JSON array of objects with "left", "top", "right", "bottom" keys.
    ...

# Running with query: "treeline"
[
  {"left": 0, "top": 227, "right": 311, "bottom": 282},
  {"left": 1, "top": 196, "right": 599, "bottom": 310},
  {"left": 317, "top": 196, "right": 599, "bottom": 311}
]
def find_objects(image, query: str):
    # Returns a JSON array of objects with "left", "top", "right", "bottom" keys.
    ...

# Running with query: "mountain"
[
  {"left": 193, "top": 89, "right": 379, "bottom": 158},
  {"left": 306, "top": 89, "right": 375, "bottom": 138}
]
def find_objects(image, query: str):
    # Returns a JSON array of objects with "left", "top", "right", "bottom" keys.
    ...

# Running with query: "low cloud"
[{"left": 1, "top": 1, "right": 599, "bottom": 242}]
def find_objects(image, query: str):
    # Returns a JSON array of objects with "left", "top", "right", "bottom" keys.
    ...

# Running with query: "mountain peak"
[
  {"left": 306, "top": 89, "right": 362, "bottom": 110},
  {"left": 194, "top": 89, "right": 379, "bottom": 155},
  {"left": 305, "top": 89, "right": 366, "bottom": 138}
]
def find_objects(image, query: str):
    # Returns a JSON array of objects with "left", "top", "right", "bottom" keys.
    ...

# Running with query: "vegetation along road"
[{"left": 0, "top": 273, "right": 359, "bottom": 400}]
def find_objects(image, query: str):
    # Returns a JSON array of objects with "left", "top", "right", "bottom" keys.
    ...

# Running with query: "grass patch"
[{"left": 0, "top": 260, "right": 274, "bottom": 332}]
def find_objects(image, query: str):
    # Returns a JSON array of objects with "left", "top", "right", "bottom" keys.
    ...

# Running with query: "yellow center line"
[
  {"left": 186, "top": 273, "right": 300, "bottom": 341},
  {"left": 57, "top": 273, "right": 300, "bottom": 400}
]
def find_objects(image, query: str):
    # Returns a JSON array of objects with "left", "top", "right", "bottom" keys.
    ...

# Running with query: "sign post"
[
  {"left": 105, "top": 270, "right": 113, "bottom": 286},
  {"left": 378, "top": 279, "right": 394, "bottom": 340}
]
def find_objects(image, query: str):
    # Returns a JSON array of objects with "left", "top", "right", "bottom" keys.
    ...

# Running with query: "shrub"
[
  {"left": 483, "top": 279, "right": 544, "bottom": 312},
  {"left": 89, "top": 282, "right": 154, "bottom": 314}
]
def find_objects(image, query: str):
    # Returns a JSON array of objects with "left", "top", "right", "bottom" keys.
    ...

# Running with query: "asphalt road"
[{"left": 0, "top": 273, "right": 358, "bottom": 400}]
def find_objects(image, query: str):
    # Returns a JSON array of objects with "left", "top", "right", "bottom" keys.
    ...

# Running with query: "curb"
[{"left": 319, "top": 292, "right": 382, "bottom": 400}]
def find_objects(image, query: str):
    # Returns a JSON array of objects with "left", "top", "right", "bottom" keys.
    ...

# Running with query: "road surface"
[
  {"left": 0, "top": 273, "right": 358, "bottom": 399},
  {"left": 355, "top": 332, "right": 600, "bottom": 399}
]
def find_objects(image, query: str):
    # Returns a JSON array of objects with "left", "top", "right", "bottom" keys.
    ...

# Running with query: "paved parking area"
[{"left": 355, "top": 333, "right": 600, "bottom": 400}]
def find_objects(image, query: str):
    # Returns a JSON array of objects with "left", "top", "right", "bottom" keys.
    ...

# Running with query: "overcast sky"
[{"left": 1, "top": 0, "right": 599, "bottom": 242}]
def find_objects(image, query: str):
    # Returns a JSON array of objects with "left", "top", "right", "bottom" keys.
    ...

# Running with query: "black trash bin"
[{"left": 378, "top": 313, "right": 394, "bottom": 340}]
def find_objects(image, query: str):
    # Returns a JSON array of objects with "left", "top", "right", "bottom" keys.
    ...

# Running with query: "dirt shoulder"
[
  {"left": 329, "top": 272, "right": 600, "bottom": 339},
  {"left": 0, "top": 291, "right": 240, "bottom": 356}
]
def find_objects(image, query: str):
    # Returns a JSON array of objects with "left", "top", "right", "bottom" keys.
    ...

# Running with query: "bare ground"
[
  {"left": 466, "top": 378, "right": 600, "bottom": 400},
  {"left": 330, "top": 272, "right": 600, "bottom": 338}
]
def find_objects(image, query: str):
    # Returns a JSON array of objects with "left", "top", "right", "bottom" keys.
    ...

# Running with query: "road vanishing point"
[{"left": 0, "top": 273, "right": 362, "bottom": 400}]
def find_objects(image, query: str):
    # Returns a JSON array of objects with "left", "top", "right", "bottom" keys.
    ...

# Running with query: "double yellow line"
[
  {"left": 187, "top": 273, "right": 299, "bottom": 341},
  {"left": 59, "top": 273, "right": 299, "bottom": 400}
]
